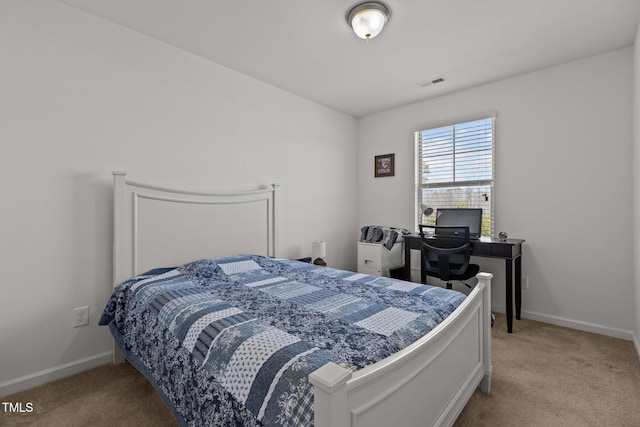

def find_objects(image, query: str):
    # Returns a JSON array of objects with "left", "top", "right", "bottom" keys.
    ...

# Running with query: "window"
[{"left": 415, "top": 116, "right": 495, "bottom": 236}]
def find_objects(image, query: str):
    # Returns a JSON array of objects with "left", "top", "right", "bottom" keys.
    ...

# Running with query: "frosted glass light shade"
[{"left": 348, "top": 2, "right": 390, "bottom": 40}]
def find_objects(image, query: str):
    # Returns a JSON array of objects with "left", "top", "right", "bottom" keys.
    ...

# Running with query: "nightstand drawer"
[
  {"left": 357, "top": 243, "right": 383, "bottom": 268},
  {"left": 357, "top": 241, "right": 402, "bottom": 277},
  {"left": 358, "top": 265, "right": 382, "bottom": 276}
]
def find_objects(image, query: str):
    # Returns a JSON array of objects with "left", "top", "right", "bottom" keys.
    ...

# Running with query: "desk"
[{"left": 404, "top": 235, "right": 525, "bottom": 333}]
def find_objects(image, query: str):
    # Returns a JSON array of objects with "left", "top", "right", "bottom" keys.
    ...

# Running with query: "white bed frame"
[{"left": 111, "top": 172, "right": 493, "bottom": 427}]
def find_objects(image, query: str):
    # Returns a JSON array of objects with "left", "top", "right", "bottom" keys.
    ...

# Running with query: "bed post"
[
  {"left": 271, "top": 183, "right": 280, "bottom": 258},
  {"left": 476, "top": 272, "right": 493, "bottom": 394},
  {"left": 112, "top": 172, "right": 127, "bottom": 286},
  {"left": 111, "top": 171, "right": 127, "bottom": 364},
  {"left": 308, "top": 362, "right": 352, "bottom": 427}
]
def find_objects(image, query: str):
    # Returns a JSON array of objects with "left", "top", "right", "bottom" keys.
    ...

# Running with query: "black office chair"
[{"left": 418, "top": 224, "right": 480, "bottom": 290}]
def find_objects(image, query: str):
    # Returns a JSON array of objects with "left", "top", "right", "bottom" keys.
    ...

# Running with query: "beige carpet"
[
  {"left": 455, "top": 315, "right": 640, "bottom": 426},
  {"left": 2, "top": 314, "right": 639, "bottom": 427}
]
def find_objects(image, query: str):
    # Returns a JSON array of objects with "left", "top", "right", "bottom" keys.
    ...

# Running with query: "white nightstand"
[{"left": 357, "top": 242, "right": 402, "bottom": 277}]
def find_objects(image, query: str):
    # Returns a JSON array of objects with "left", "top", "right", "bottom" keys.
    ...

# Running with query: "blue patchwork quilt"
[{"left": 100, "top": 255, "right": 465, "bottom": 427}]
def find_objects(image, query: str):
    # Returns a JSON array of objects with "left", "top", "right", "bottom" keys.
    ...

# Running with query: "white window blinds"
[{"left": 415, "top": 116, "right": 495, "bottom": 236}]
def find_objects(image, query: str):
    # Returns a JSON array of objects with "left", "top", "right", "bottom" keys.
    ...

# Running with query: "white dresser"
[{"left": 357, "top": 241, "right": 403, "bottom": 277}]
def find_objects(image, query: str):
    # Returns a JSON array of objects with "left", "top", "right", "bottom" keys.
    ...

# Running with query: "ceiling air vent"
[{"left": 418, "top": 76, "right": 446, "bottom": 88}]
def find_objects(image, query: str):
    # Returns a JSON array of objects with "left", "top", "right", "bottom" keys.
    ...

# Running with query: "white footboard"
[{"left": 309, "top": 272, "right": 493, "bottom": 427}]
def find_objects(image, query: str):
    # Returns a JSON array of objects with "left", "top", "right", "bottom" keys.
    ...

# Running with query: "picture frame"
[{"left": 374, "top": 153, "right": 395, "bottom": 177}]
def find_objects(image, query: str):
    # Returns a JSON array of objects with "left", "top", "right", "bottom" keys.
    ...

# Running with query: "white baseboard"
[
  {"left": 501, "top": 308, "right": 635, "bottom": 341},
  {"left": 0, "top": 351, "right": 112, "bottom": 399},
  {"left": 409, "top": 266, "right": 636, "bottom": 342}
]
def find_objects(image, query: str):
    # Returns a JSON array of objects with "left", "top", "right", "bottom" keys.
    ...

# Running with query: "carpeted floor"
[
  {"left": 0, "top": 361, "right": 176, "bottom": 427},
  {"left": 2, "top": 314, "right": 639, "bottom": 426},
  {"left": 455, "top": 315, "right": 640, "bottom": 426}
]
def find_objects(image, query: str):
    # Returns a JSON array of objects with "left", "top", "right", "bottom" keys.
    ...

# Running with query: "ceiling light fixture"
[{"left": 347, "top": 1, "right": 390, "bottom": 40}]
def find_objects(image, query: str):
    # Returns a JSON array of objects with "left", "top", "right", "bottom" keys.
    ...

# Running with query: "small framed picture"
[{"left": 374, "top": 153, "right": 395, "bottom": 177}]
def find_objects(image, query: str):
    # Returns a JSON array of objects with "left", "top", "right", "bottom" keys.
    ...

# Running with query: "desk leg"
[
  {"left": 404, "top": 244, "right": 411, "bottom": 281},
  {"left": 515, "top": 256, "right": 522, "bottom": 320},
  {"left": 506, "top": 259, "right": 513, "bottom": 333}
]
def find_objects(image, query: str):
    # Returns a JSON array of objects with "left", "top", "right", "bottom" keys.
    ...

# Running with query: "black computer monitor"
[{"left": 435, "top": 208, "right": 483, "bottom": 239}]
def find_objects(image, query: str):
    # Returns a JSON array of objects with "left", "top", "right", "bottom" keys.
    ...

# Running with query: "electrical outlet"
[
  {"left": 73, "top": 306, "right": 89, "bottom": 328},
  {"left": 522, "top": 276, "right": 529, "bottom": 290}
]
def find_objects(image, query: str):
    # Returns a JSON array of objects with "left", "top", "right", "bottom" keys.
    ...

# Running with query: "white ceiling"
[{"left": 61, "top": 0, "right": 640, "bottom": 117}]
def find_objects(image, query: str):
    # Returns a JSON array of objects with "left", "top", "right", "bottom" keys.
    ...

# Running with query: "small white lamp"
[{"left": 312, "top": 241, "right": 327, "bottom": 266}]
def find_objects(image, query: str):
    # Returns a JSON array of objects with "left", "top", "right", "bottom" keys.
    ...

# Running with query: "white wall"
[
  {"left": 0, "top": 1, "right": 357, "bottom": 395},
  {"left": 357, "top": 48, "right": 634, "bottom": 338},
  {"left": 633, "top": 21, "right": 640, "bottom": 357}
]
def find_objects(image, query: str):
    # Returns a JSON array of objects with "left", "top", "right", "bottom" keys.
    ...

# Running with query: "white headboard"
[{"left": 112, "top": 172, "right": 279, "bottom": 287}]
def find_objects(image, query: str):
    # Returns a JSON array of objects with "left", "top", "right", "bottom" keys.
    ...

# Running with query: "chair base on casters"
[{"left": 444, "top": 280, "right": 474, "bottom": 290}]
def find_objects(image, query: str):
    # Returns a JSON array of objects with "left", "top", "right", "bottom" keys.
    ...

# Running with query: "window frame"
[{"left": 414, "top": 115, "right": 496, "bottom": 236}]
